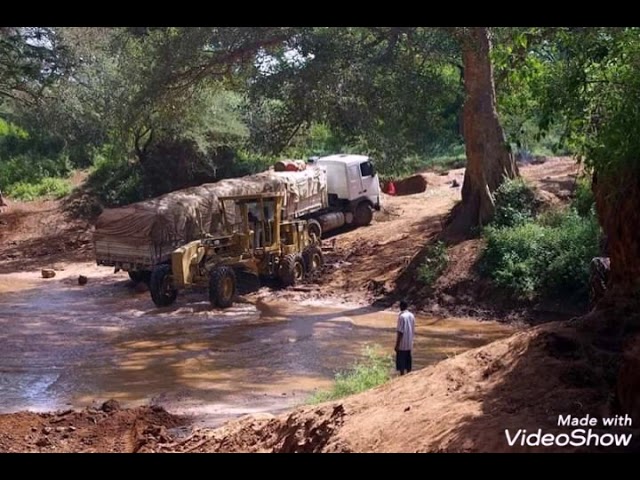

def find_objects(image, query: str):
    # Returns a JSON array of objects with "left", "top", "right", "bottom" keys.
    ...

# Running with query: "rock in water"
[
  {"left": 41, "top": 269, "right": 56, "bottom": 279},
  {"left": 78, "top": 275, "right": 88, "bottom": 286}
]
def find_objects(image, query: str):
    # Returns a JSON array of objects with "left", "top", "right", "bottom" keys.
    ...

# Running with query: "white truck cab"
[{"left": 313, "top": 154, "right": 382, "bottom": 211}]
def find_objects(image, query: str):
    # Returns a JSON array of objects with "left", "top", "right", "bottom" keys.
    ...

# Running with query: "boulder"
[
  {"left": 101, "top": 399, "right": 121, "bottom": 413},
  {"left": 394, "top": 175, "right": 428, "bottom": 196},
  {"left": 41, "top": 269, "right": 56, "bottom": 279}
]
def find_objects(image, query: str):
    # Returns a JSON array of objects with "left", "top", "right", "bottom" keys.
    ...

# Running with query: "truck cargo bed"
[{"left": 94, "top": 235, "right": 171, "bottom": 270}]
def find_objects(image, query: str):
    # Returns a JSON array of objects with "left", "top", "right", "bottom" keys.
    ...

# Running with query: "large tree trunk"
[
  {"left": 448, "top": 27, "right": 519, "bottom": 234},
  {"left": 593, "top": 170, "right": 640, "bottom": 305}
]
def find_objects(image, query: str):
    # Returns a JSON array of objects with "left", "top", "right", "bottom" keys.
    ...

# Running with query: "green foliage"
[
  {"left": 5, "top": 177, "right": 71, "bottom": 201},
  {"left": 248, "top": 28, "right": 464, "bottom": 162},
  {"left": 0, "top": 118, "right": 73, "bottom": 192},
  {"left": 536, "top": 28, "right": 640, "bottom": 177},
  {"left": 491, "top": 178, "right": 537, "bottom": 228},
  {"left": 417, "top": 241, "right": 449, "bottom": 287},
  {"left": 307, "top": 345, "right": 393, "bottom": 404},
  {"left": 282, "top": 123, "right": 345, "bottom": 159},
  {"left": 420, "top": 144, "right": 467, "bottom": 174},
  {"left": 492, "top": 28, "right": 574, "bottom": 158},
  {"left": 86, "top": 144, "right": 276, "bottom": 207},
  {"left": 0, "top": 153, "right": 72, "bottom": 190},
  {"left": 87, "top": 153, "right": 144, "bottom": 206},
  {"left": 481, "top": 209, "right": 601, "bottom": 301},
  {"left": 572, "top": 176, "right": 596, "bottom": 217},
  {"left": 0, "top": 118, "right": 28, "bottom": 138},
  {"left": 378, "top": 143, "right": 466, "bottom": 180},
  {"left": 231, "top": 149, "right": 277, "bottom": 177},
  {"left": 0, "top": 27, "right": 71, "bottom": 106}
]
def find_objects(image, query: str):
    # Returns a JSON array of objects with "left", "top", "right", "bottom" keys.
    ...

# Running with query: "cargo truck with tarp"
[{"left": 93, "top": 154, "right": 382, "bottom": 282}]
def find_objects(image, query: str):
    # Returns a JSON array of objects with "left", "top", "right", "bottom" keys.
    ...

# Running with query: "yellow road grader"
[{"left": 148, "top": 193, "right": 324, "bottom": 309}]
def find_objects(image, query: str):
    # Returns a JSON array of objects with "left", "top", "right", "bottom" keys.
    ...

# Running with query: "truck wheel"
[
  {"left": 303, "top": 246, "right": 324, "bottom": 274},
  {"left": 129, "top": 270, "right": 151, "bottom": 284},
  {"left": 354, "top": 202, "right": 374, "bottom": 227},
  {"left": 209, "top": 266, "right": 237, "bottom": 309},
  {"left": 279, "top": 254, "right": 305, "bottom": 287},
  {"left": 149, "top": 265, "right": 178, "bottom": 307},
  {"left": 307, "top": 219, "right": 322, "bottom": 242}
]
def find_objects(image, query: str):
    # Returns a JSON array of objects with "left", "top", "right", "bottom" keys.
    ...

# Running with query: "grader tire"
[
  {"left": 209, "top": 266, "right": 237, "bottom": 309},
  {"left": 279, "top": 254, "right": 305, "bottom": 287},
  {"left": 303, "top": 245, "right": 324, "bottom": 274}
]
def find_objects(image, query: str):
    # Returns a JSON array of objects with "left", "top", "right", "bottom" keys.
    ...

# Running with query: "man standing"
[{"left": 395, "top": 300, "right": 415, "bottom": 376}]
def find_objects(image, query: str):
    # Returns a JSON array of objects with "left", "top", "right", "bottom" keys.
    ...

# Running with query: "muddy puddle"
[{"left": 0, "top": 264, "right": 515, "bottom": 426}]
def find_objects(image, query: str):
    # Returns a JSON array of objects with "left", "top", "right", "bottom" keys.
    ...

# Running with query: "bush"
[
  {"left": 491, "top": 178, "right": 537, "bottom": 228},
  {"left": 0, "top": 153, "right": 72, "bottom": 191},
  {"left": 87, "top": 154, "right": 145, "bottom": 207},
  {"left": 0, "top": 119, "right": 73, "bottom": 191},
  {"left": 572, "top": 176, "right": 596, "bottom": 217},
  {"left": 481, "top": 209, "right": 601, "bottom": 301},
  {"left": 86, "top": 143, "right": 277, "bottom": 208},
  {"left": 307, "top": 345, "right": 393, "bottom": 404},
  {"left": 417, "top": 241, "right": 449, "bottom": 287},
  {"left": 5, "top": 177, "right": 72, "bottom": 201}
]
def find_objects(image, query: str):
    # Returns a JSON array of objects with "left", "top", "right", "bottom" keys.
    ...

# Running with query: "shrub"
[
  {"left": 0, "top": 153, "right": 72, "bottom": 191},
  {"left": 481, "top": 210, "right": 600, "bottom": 301},
  {"left": 491, "top": 178, "right": 537, "bottom": 228},
  {"left": 87, "top": 155, "right": 145, "bottom": 207},
  {"left": 0, "top": 119, "right": 73, "bottom": 191},
  {"left": 86, "top": 144, "right": 276, "bottom": 208},
  {"left": 572, "top": 175, "right": 596, "bottom": 217},
  {"left": 5, "top": 177, "right": 72, "bottom": 201},
  {"left": 417, "top": 241, "right": 449, "bottom": 287}
]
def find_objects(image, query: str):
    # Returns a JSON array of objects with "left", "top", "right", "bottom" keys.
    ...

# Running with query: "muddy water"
[{"left": 0, "top": 264, "right": 515, "bottom": 426}]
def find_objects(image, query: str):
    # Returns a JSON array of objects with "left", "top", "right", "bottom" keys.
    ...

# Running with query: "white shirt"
[{"left": 397, "top": 310, "right": 415, "bottom": 351}]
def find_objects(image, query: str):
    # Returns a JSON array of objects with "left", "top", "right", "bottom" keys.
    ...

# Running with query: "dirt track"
[{"left": 0, "top": 157, "right": 592, "bottom": 452}]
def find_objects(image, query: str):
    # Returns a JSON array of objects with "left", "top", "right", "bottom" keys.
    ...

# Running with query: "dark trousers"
[{"left": 396, "top": 350, "right": 412, "bottom": 374}]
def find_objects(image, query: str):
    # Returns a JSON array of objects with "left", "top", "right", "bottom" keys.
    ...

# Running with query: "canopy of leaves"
[
  {"left": 537, "top": 27, "right": 640, "bottom": 174},
  {"left": 246, "top": 28, "right": 464, "bottom": 171}
]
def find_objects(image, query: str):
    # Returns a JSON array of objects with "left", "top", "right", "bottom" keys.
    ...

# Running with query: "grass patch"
[
  {"left": 307, "top": 345, "right": 393, "bottom": 404},
  {"left": 379, "top": 144, "right": 467, "bottom": 180},
  {"left": 421, "top": 143, "right": 467, "bottom": 174},
  {"left": 5, "top": 177, "right": 72, "bottom": 201},
  {"left": 417, "top": 241, "right": 449, "bottom": 287}
]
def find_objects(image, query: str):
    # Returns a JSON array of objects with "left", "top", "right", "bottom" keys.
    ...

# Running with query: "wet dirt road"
[{"left": 0, "top": 263, "right": 515, "bottom": 426}]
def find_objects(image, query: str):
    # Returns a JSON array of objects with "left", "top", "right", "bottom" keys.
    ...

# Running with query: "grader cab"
[{"left": 149, "top": 193, "right": 324, "bottom": 309}]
